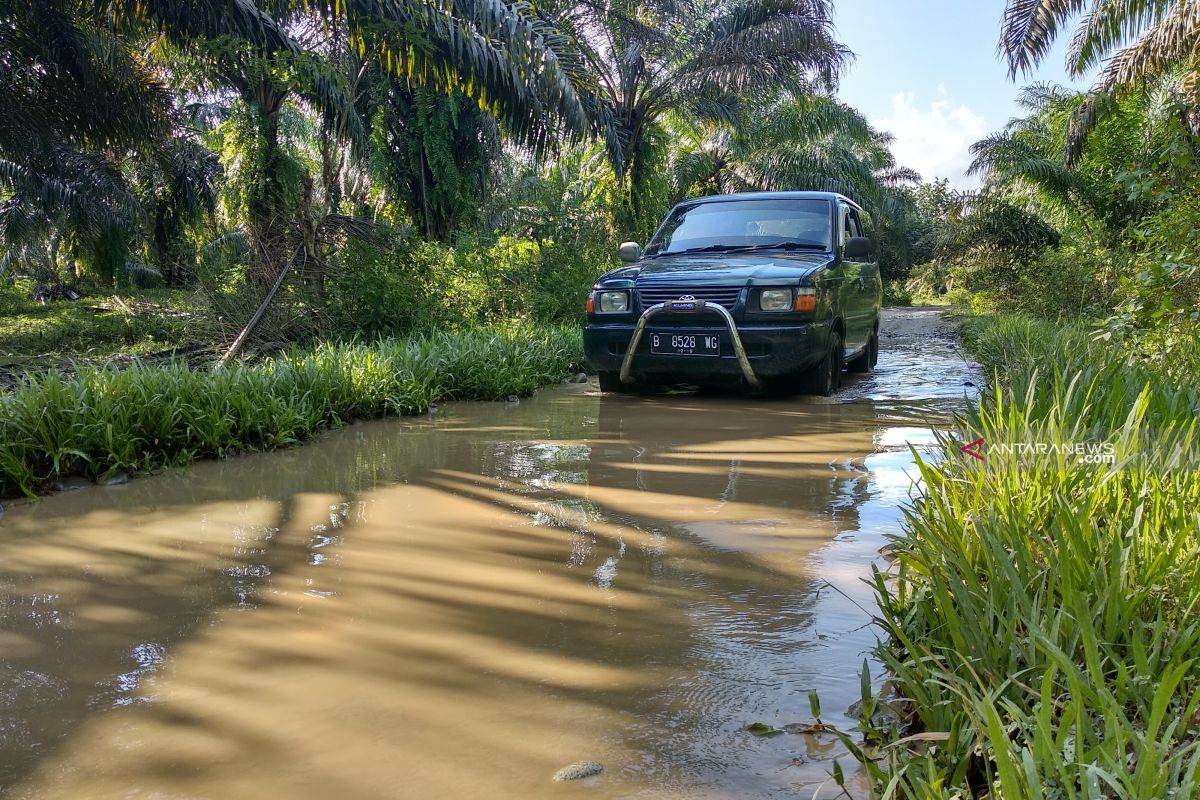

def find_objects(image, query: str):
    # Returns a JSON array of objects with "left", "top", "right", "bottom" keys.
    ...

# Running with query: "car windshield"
[{"left": 644, "top": 198, "right": 833, "bottom": 256}]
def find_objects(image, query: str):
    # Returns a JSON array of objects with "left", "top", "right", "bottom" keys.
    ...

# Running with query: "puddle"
[{"left": 0, "top": 308, "right": 979, "bottom": 799}]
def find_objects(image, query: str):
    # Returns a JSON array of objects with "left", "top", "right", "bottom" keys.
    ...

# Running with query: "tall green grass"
[
  {"left": 864, "top": 316, "right": 1200, "bottom": 798},
  {"left": 0, "top": 325, "right": 584, "bottom": 498}
]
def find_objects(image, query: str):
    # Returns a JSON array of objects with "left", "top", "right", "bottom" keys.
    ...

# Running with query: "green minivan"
[{"left": 583, "top": 191, "right": 881, "bottom": 396}]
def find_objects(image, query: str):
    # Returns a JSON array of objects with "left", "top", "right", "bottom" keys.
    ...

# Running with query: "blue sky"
[{"left": 832, "top": 0, "right": 1093, "bottom": 188}]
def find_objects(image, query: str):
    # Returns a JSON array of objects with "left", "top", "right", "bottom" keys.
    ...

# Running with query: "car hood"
[{"left": 599, "top": 251, "right": 833, "bottom": 286}]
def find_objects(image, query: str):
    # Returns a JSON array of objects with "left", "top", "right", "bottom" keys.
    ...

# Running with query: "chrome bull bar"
[{"left": 619, "top": 299, "right": 763, "bottom": 388}]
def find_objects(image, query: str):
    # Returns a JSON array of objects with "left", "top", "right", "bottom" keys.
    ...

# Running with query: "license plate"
[{"left": 650, "top": 333, "right": 721, "bottom": 357}]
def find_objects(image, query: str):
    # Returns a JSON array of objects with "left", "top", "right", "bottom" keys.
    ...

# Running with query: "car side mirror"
[
  {"left": 618, "top": 241, "right": 642, "bottom": 263},
  {"left": 844, "top": 237, "right": 872, "bottom": 261}
]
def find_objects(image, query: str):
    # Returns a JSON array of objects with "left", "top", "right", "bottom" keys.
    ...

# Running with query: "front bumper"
[{"left": 584, "top": 316, "right": 821, "bottom": 383}]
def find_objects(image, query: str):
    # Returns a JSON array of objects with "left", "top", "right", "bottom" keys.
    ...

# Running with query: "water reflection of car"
[
  {"left": 588, "top": 396, "right": 868, "bottom": 547},
  {"left": 583, "top": 192, "right": 881, "bottom": 396}
]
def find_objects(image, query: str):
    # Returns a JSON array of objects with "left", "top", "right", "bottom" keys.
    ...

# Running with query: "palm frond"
[
  {"left": 1016, "top": 80, "right": 1080, "bottom": 111},
  {"left": 0, "top": 0, "right": 176, "bottom": 154},
  {"left": 1064, "top": 89, "right": 1118, "bottom": 163},
  {"left": 667, "top": 85, "right": 917, "bottom": 227},
  {"left": 875, "top": 165, "right": 922, "bottom": 187},
  {"left": 1000, "top": 0, "right": 1090, "bottom": 77},
  {"left": 1066, "top": 0, "right": 1177, "bottom": 74},
  {"left": 97, "top": 0, "right": 299, "bottom": 54},
  {"left": 1096, "top": 1, "right": 1200, "bottom": 91},
  {"left": 970, "top": 128, "right": 1117, "bottom": 225},
  {"left": 760, "top": 94, "right": 875, "bottom": 145},
  {"left": 556, "top": 0, "right": 846, "bottom": 180},
  {"left": 359, "top": 0, "right": 591, "bottom": 147}
]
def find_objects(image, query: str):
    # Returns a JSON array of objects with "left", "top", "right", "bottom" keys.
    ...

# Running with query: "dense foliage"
[
  {"left": 0, "top": 0, "right": 920, "bottom": 349},
  {"left": 4, "top": 0, "right": 1200, "bottom": 795},
  {"left": 892, "top": 1, "right": 1200, "bottom": 374},
  {"left": 905, "top": 73, "right": 1200, "bottom": 371}
]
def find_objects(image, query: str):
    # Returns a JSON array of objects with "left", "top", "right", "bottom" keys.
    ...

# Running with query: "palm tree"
[
  {"left": 999, "top": 1, "right": 1200, "bottom": 158},
  {"left": 969, "top": 84, "right": 1113, "bottom": 229},
  {"left": 133, "top": 139, "right": 223, "bottom": 286},
  {"left": 554, "top": 0, "right": 850, "bottom": 233},
  {"left": 668, "top": 92, "right": 923, "bottom": 274},
  {"left": 131, "top": 1, "right": 580, "bottom": 281},
  {"left": 967, "top": 79, "right": 1191, "bottom": 238},
  {"left": 2, "top": 0, "right": 592, "bottom": 288},
  {"left": 364, "top": 82, "right": 502, "bottom": 242},
  {"left": 670, "top": 93, "right": 918, "bottom": 228},
  {"left": 1001, "top": 0, "right": 1200, "bottom": 87},
  {"left": 0, "top": 0, "right": 179, "bottom": 287}
]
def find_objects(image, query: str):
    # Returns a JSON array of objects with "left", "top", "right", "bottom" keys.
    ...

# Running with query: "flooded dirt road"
[{"left": 0, "top": 308, "right": 979, "bottom": 799}]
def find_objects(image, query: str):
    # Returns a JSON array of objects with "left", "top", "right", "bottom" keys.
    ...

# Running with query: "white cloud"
[{"left": 872, "top": 93, "right": 988, "bottom": 189}]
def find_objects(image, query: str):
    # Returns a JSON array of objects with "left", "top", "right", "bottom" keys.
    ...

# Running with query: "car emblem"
[{"left": 669, "top": 294, "right": 701, "bottom": 312}]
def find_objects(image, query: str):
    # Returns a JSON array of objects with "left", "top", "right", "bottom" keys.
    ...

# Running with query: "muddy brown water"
[{"left": 0, "top": 308, "right": 979, "bottom": 799}]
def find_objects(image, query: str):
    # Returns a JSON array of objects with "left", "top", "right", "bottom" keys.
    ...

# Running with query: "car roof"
[{"left": 677, "top": 191, "right": 864, "bottom": 213}]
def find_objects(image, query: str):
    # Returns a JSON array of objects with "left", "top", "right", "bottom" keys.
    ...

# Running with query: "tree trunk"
[
  {"left": 417, "top": 148, "right": 434, "bottom": 240},
  {"left": 246, "top": 89, "right": 292, "bottom": 288}
]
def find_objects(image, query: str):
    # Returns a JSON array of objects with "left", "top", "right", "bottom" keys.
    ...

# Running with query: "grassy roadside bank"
[
  {"left": 0, "top": 287, "right": 201, "bottom": 368},
  {"left": 860, "top": 316, "right": 1200, "bottom": 797},
  {"left": 0, "top": 325, "right": 584, "bottom": 499}
]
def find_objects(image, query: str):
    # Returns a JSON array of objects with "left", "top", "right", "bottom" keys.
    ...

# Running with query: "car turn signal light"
[
  {"left": 585, "top": 296, "right": 595, "bottom": 313},
  {"left": 794, "top": 288, "right": 817, "bottom": 312}
]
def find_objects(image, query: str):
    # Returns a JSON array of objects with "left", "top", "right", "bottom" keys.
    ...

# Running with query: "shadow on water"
[{"left": 0, "top": 308, "right": 979, "bottom": 799}]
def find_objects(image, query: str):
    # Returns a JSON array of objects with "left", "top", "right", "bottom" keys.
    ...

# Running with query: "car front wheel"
[{"left": 801, "top": 331, "right": 843, "bottom": 396}]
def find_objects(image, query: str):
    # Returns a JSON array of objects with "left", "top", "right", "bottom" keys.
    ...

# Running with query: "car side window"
[
  {"left": 848, "top": 209, "right": 862, "bottom": 239},
  {"left": 839, "top": 207, "right": 860, "bottom": 251}
]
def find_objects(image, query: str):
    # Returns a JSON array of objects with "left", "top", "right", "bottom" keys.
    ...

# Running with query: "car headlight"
[
  {"left": 597, "top": 290, "right": 629, "bottom": 313},
  {"left": 759, "top": 288, "right": 793, "bottom": 312}
]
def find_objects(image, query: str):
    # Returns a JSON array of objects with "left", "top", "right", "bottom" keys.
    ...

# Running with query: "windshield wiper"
[
  {"left": 650, "top": 241, "right": 827, "bottom": 258},
  {"left": 733, "top": 241, "right": 828, "bottom": 252},
  {"left": 647, "top": 244, "right": 747, "bottom": 258}
]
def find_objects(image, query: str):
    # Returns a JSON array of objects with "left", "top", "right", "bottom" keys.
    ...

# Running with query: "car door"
[
  {"left": 837, "top": 205, "right": 868, "bottom": 353},
  {"left": 847, "top": 207, "right": 879, "bottom": 345}
]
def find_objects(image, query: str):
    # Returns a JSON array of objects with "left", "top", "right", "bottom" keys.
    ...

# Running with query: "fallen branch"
[{"left": 217, "top": 245, "right": 303, "bottom": 366}]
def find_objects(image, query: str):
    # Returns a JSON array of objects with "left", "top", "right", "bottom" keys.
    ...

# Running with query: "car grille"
[{"left": 635, "top": 286, "right": 743, "bottom": 311}]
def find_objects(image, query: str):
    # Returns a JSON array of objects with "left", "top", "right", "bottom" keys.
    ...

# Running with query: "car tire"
[
  {"left": 847, "top": 326, "right": 879, "bottom": 373},
  {"left": 801, "top": 330, "right": 843, "bottom": 396},
  {"left": 762, "top": 376, "right": 799, "bottom": 398},
  {"left": 598, "top": 371, "right": 646, "bottom": 394}
]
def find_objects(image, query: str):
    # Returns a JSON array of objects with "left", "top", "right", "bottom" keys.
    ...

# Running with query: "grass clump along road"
[
  {"left": 859, "top": 315, "right": 1200, "bottom": 798},
  {"left": 0, "top": 326, "right": 584, "bottom": 499}
]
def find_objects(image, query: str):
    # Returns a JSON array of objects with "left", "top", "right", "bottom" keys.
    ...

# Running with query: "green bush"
[
  {"left": 528, "top": 238, "right": 616, "bottom": 320},
  {"left": 0, "top": 324, "right": 585, "bottom": 497},
  {"left": 882, "top": 279, "right": 913, "bottom": 306},
  {"left": 907, "top": 237, "right": 1125, "bottom": 319},
  {"left": 326, "top": 233, "right": 432, "bottom": 336},
  {"left": 438, "top": 236, "right": 534, "bottom": 326},
  {"left": 1003, "top": 242, "right": 1123, "bottom": 318},
  {"left": 1095, "top": 189, "right": 1200, "bottom": 380},
  {"left": 326, "top": 229, "right": 612, "bottom": 337},
  {"left": 456, "top": 234, "right": 614, "bottom": 323},
  {"left": 0, "top": 281, "right": 26, "bottom": 315}
]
